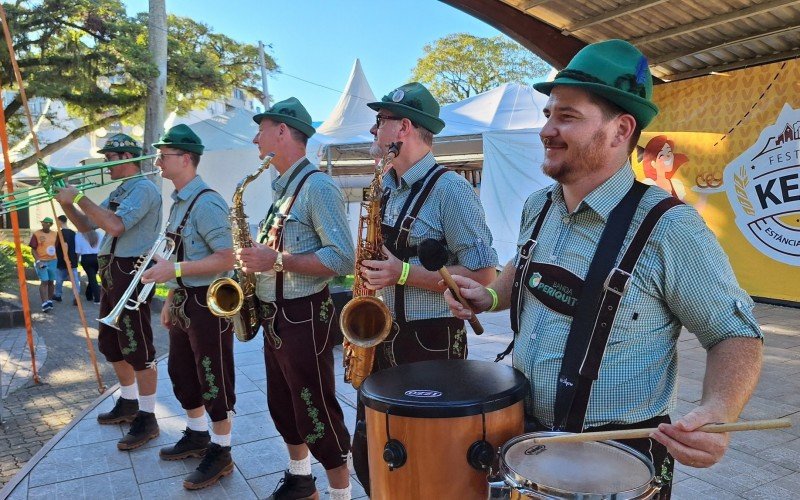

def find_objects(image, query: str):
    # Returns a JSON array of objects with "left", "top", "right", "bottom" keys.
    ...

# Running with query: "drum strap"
[{"left": 555, "top": 188, "right": 683, "bottom": 432}]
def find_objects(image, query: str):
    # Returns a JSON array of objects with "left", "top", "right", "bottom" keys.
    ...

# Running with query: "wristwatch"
[{"left": 273, "top": 252, "right": 284, "bottom": 272}]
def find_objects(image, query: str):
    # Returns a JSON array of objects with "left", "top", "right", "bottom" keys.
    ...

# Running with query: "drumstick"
[{"left": 529, "top": 418, "right": 792, "bottom": 444}]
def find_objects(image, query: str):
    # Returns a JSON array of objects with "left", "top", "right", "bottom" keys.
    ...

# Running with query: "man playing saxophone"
[
  {"left": 140, "top": 125, "right": 237, "bottom": 490},
  {"left": 238, "top": 97, "right": 355, "bottom": 500},
  {"left": 352, "top": 82, "right": 499, "bottom": 491},
  {"left": 54, "top": 133, "right": 162, "bottom": 451}
]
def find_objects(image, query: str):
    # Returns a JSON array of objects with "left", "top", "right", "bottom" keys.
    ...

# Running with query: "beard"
[
  {"left": 369, "top": 140, "right": 384, "bottom": 160},
  {"left": 542, "top": 128, "right": 608, "bottom": 184}
]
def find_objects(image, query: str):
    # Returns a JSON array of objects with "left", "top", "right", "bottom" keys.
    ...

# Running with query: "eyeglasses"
[
  {"left": 154, "top": 152, "right": 185, "bottom": 161},
  {"left": 375, "top": 114, "right": 403, "bottom": 129}
]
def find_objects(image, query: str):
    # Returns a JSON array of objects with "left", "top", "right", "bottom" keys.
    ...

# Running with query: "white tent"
[
  {"left": 306, "top": 59, "right": 377, "bottom": 166},
  {"left": 160, "top": 107, "right": 271, "bottom": 234}
]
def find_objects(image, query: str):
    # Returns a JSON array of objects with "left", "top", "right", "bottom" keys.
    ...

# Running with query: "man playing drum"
[
  {"left": 238, "top": 97, "right": 354, "bottom": 500},
  {"left": 353, "top": 82, "right": 499, "bottom": 491},
  {"left": 55, "top": 133, "right": 162, "bottom": 451},
  {"left": 141, "top": 124, "right": 237, "bottom": 490},
  {"left": 444, "top": 40, "right": 763, "bottom": 498}
]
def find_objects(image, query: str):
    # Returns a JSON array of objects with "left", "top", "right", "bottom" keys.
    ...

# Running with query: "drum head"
[
  {"left": 360, "top": 359, "right": 528, "bottom": 418},
  {"left": 503, "top": 435, "right": 654, "bottom": 496}
]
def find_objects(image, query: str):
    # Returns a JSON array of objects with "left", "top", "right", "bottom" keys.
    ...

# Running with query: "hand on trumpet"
[
  {"left": 141, "top": 254, "right": 176, "bottom": 284},
  {"left": 238, "top": 243, "right": 278, "bottom": 273},
  {"left": 54, "top": 184, "right": 79, "bottom": 205}
]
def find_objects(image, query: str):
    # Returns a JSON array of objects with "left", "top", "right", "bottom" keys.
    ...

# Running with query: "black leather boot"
[
  {"left": 182, "top": 442, "right": 234, "bottom": 490},
  {"left": 159, "top": 427, "right": 211, "bottom": 460},
  {"left": 268, "top": 470, "right": 319, "bottom": 500},
  {"left": 117, "top": 411, "right": 159, "bottom": 450},
  {"left": 97, "top": 397, "right": 138, "bottom": 425}
]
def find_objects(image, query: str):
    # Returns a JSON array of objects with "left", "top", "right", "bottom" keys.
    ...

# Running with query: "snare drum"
[
  {"left": 360, "top": 359, "right": 527, "bottom": 500},
  {"left": 489, "top": 432, "right": 661, "bottom": 499}
]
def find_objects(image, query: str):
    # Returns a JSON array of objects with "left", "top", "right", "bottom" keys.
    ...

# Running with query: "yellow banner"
[{"left": 635, "top": 59, "right": 800, "bottom": 304}]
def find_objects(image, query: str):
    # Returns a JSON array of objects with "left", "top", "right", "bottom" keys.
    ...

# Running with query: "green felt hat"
[
  {"left": 533, "top": 39, "right": 659, "bottom": 129},
  {"left": 97, "top": 133, "right": 142, "bottom": 155},
  {"left": 252, "top": 97, "right": 316, "bottom": 138},
  {"left": 368, "top": 82, "right": 445, "bottom": 135},
  {"left": 41, "top": 217, "right": 53, "bottom": 223},
  {"left": 152, "top": 124, "right": 204, "bottom": 155}
]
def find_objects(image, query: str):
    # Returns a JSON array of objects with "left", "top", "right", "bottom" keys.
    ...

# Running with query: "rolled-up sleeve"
[
  {"left": 309, "top": 179, "right": 354, "bottom": 275},
  {"left": 656, "top": 206, "right": 763, "bottom": 349},
  {"left": 115, "top": 182, "right": 160, "bottom": 231},
  {"left": 439, "top": 177, "right": 498, "bottom": 271},
  {"left": 194, "top": 195, "right": 233, "bottom": 252}
]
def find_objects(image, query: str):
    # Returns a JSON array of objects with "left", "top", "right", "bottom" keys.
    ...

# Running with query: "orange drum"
[{"left": 360, "top": 359, "right": 527, "bottom": 499}]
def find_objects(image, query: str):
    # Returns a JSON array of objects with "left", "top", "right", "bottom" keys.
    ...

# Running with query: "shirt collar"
[
  {"left": 387, "top": 151, "right": 436, "bottom": 189},
  {"left": 272, "top": 157, "right": 311, "bottom": 193},
  {"left": 551, "top": 162, "right": 635, "bottom": 221},
  {"left": 171, "top": 175, "right": 206, "bottom": 202}
]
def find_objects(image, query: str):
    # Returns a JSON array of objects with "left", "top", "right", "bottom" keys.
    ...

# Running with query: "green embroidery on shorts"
[
  {"left": 452, "top": 326, "right": 467, "bottom": 358},
  {"left": 120, "top": 316, "right": 138, "bottom": 355},
  {"left": 659, "top": 456, "right": 673, "bottom": 484},
  {"left": 98, "top": 256, "right": 112, "bottom": 288},
  {"left": 171, "top": 289, "right": 190, "bottom": 329},
  {"left": 300, "top": 387, "right": 325, "bottom": 444},
  {"left": 201, "top": 356, "right": 219, "bottom": 401},
  {"left": 318, "top": 297, "right": 333, "bottom": 323}
]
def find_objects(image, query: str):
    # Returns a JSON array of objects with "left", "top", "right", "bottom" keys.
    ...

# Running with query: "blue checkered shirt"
[
  {"left": 99, "top": 177, "right": 161, "bottom": 258},
  {"left": 379, "top": 152, "right": 498, "bottom": 321},
  {"left": 513, "top": 164, "right": 763, "bottom": 428},
  {"left": 255, "top": 158, "right": 354, "bottom": 302}
]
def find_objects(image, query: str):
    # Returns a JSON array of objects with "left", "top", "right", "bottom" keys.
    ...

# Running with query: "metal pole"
[
  {"left": 258, "top": 41, "right": 271, "bottom": 109},
  {"left": 1, "top": 364, "right": 5, "bottom": 425}
]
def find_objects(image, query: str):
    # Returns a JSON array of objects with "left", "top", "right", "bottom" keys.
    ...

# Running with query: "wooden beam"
[
  {"left": 662, "top": 48, "right": 800, "bottom": 81},
  {"left": 649, "top": 24, "right": 800, "bottom": 65},
  {"left": 441, "top": 0, "right": 586, "bottom": 69},
  {"left": 631, "top": 0, "right": 800, "bottom": 46},
  {"left": 562, "top": 0, "right": 670, "bottom": 34}
]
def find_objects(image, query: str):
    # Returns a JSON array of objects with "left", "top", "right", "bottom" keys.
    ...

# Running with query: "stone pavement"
[
  {"left": 0, "top": 301, "right": 798, "bottom": 499},
  {"left": 0, "top": 326, "right": 45, "bottom": 401}
]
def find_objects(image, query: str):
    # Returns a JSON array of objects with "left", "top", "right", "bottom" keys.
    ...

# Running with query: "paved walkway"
[
  {"left": 0, "top": 302, "right": 798, "bottom": 499},
  {"left": 0, "top": 327, "right": 45, "bottom": 401}
]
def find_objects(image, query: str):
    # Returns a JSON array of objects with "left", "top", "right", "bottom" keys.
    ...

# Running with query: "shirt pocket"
[
  {"left": 181, "top": 225, "right": 206, "bottom": 260},
  {"left": 409, "top": 213, "right": 444, "bottom": 248},
  {"left": 281, "top": 215, "right": 316, "bottom": 254}
]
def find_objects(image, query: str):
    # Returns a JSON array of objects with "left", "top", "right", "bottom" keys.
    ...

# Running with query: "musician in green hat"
[
  {"left": 444, "top": 40, "right": 763, "bottom": 497},
  {"left": 141, "top": 123, "right": 237, "bottom": 491},
  {"left": 55, "top": 131, "right": 163, "bottom": 451},
  {"left": 351, "top": 81, "right": 499, "bottom": 491}
]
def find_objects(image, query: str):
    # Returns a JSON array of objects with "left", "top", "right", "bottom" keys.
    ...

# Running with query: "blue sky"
[{"left": 124, "top": 0, "right": 505, "bottom": 120}]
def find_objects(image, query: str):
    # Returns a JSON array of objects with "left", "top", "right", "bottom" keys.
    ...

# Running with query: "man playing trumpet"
[{"left": 55, "top": 133, "right": 163, "bottom": 450}]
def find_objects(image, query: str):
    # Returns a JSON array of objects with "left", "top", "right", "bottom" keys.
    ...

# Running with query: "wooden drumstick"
[
  {"left": 418, "top": 238, "right": 484, "bottom": 335},
  {"left": 529, "top": 418, "right": 792, "bottom": 444}
]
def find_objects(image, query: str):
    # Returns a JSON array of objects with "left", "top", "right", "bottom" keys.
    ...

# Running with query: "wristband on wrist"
[
  {"left": 397, "top": 262, "right": 411, "bottom": 286},
  {"left": 486, "top": 287, "right": 499, "bottom": 312},
  {"left": 174, "top": 262, "right": 182, "bottom": 278},
  {"left": 73, "top": 191, "right": 85, "bottom": 204}
]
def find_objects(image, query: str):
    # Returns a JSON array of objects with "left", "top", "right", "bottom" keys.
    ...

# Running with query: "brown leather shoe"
[
  {"left": 97, "top": 397, "right": 138, "bottom": 425},
  {"left": 267, "top": 470, "right": 319, "bottom": 500},
  {"left": 182, "top": 443, "right": 234, "bottom": 490}
]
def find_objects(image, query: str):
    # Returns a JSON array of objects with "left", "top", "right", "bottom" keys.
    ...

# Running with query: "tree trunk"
[{"left": 143, "top": 0, "right": 167, "bottom": 175}]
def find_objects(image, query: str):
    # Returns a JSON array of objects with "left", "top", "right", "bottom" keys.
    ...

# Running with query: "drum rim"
[
  {"left": 360, "top": 359, "right": 529, "bottom": 418},
  {"left": 498, "top": 431, "right": 658, "bottom": 499}
]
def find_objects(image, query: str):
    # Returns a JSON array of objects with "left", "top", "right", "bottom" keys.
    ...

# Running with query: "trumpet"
[
  {"left": 98, "top": 232, "right": 176, "bottom": 330},
  {"left": 0, "top": 155, "right": 156, "bottom": 214}
]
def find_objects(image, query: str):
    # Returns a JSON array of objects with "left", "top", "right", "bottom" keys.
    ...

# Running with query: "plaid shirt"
[
  {"left": 379, "top": 152, "right": 498, "bottom": 321},
  {"left": 255, "top": 158, "right": 354, "bottom": 302},
  {"left": 99, "top": 177, "right": 161, "bottom": 258},
  {"left": 513, "top": 165, "right": 762, "bottom": 428}
]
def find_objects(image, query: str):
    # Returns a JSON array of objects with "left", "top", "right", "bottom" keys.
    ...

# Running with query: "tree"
[
  {"left": 411, "top": 33, "right": 550, "bottom": 104},
  {"left": 1, "top": 0, "right": 276, "bottom": 173}
]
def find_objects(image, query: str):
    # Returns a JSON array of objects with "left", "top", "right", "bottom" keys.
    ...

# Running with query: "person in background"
[
  {"left": 53, "top": 214, "right": 80, "bottom": 305},
  {"left": 75, "top": 228, "right": 101, "bottom": 304},
  {"left": 444, "top": 40, "right": 763, "bottom": 498},
  {"left": 29, "top": 217, "right": 57, "bottom": 312}
]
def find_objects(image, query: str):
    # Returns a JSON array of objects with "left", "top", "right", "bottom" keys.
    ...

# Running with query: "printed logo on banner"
[{"left": 723, "top": 103, "right": 800, "bottom": 266}]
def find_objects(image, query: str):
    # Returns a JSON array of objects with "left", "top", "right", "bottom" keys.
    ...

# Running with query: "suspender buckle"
[
  {"left": 398, "top": 215, "right": 416, "bottom": 234},
  {"left": 520, "top": 239, "right": 538, "bottom": 259},
  {"left": 604, "top": 267, "right": 632, "bottom": 296}
]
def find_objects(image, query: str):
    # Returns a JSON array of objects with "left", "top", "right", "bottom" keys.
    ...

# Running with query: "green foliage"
[
  {"left": 330, "top": 274, "right": 355, "bottom": 290},
  {"left": 0, "top": 242, "right": 33, "bottom": 289},
  {"left": 2, "top": 0, "right": 276, "bottom": 165},
  {"left": 154, "top": 283, "right": 169, "bottom": 300},
  {"left": 411, "top": 33, "right": 550, "bottom": 104}
]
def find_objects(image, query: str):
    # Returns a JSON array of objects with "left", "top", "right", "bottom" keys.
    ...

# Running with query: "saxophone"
[
  {"left": 339, "top": 142, "right": 401, "bottom": 388},
  {"left": 207, "top": 153, "right": 275, "bottom": 342}
]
